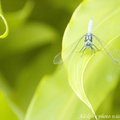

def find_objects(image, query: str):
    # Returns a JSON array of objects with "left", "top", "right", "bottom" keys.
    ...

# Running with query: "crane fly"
[{"left": 53, "top": 18, "right": 119, "bottom": 64}]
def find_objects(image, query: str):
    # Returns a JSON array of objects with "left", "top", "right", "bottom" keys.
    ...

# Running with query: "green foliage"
[
  {"left": 0, "top": 0, "right": 120, "bottom": 120},
  {"left": 24, "top": 67, "right": 92, "bottom": 120},
  {"left": 62, "top": 0, "right": 120, "bottom": 118}
]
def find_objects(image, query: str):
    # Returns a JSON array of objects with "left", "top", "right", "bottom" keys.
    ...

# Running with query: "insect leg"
[
  {"left": 93, "top": 44, "right": 99, "bottom": 51},
  {"left": 93, "top": 35, "right": 118, "bottom": 63},
  {"left": 72, "top": 35, "right": 85, "bottom": 53},
  {"left": 81, "top": 47, "right": 86, "bottom": 57},
  {"left": 91, "top": 46, "right": 95, "bottom": 54},
  {"left": 79, "top": 46, "right": 85, "bottom": 53}
]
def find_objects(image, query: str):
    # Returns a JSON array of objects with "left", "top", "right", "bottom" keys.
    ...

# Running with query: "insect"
[
  {"left": 79, "top": 18, "right": 99, "bottom": 56},
  {"left": 53, "top": 18, "right": 119, "bottom": 64}
]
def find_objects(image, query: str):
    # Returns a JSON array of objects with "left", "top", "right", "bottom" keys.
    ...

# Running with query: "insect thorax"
[
  {"left": 85, "top": 33, "right": 92, "bottom": 40},
  {"left": 84, "top": 33, "right": 93, "bottom": 48}
]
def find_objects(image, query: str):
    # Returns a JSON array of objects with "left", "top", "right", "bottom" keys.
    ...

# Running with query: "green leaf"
[
  {"left": 50, "top": 0, "right": 82, "bottom": 12},
  {"left": 96, "top": 80, "right": 120, "bottom": 116},
  {"left": 12, "top": 44, "right": 57, "bottom": 112},
  {"left": 0, "top": 22, "right": 58, "bottom": 56},
  {"left": 61, "top": 0, "right": 120, "bottom": 118},
  {"left": 5, "top": 0, "right": 34, "bottom": 30},
  {"left": 0, "top": 1, "right": 59, "bottom": 115},
  {"left": 0, "top": 1, "right": 8, "bottom": 39},
  {"left": 25, "top": 67, "right": 94, "bottom": 120},
  {"left": 0, "top": 21, "right": 58, "bottom": 113},
  {"left": 0, "top": 90, "right": 22, "bottom": 120}
]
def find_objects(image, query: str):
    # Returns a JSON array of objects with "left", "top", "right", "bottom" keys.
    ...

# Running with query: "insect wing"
[
  {"left": 93, "top": 35, "right": 120, "bottom": 64},
  {"left": 53, "top": 52, "right": 63, "bottom": 64},
  {"left": 53, "top": 35, "right": 84, "bottom": 64}
]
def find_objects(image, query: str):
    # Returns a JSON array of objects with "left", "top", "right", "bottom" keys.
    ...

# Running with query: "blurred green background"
[
  {"left": 0, "top": 0, "right": 81, "bottom": 120},
  {"left": 1, "top": 0, "right": 120, "bottom": 120}
]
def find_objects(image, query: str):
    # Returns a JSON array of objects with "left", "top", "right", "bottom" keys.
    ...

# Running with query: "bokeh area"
[
  {"left": 1, "top": 0, "right": 120, "bottom": 120},
  {"left": 0, "top": 0, "right": 81, "bottom": 120}
]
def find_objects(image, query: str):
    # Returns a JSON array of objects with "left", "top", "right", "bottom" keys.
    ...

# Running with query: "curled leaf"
[
  {"left": 0, "top": 2, "right": 8, "bottom": 39},
  {"left": 62, "top": 0, "right": 120, "bottom": 119}
]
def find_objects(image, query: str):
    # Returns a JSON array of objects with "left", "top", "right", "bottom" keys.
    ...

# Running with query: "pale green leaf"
[
  {"left": 25, "top": 67, "right": 94, "bottom": 120},
  {"left": 0, "top": 90, "right": 22, "bottom": 120},
  {"left": 61, "top": 0, "right": 120, "bottom": 118}
]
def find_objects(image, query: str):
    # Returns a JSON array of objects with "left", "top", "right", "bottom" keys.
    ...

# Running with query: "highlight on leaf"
[{"left": 0, "top": 1, "right": 8, "bottom": 39}]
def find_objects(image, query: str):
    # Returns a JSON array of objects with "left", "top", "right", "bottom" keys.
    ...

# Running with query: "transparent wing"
[
  {"left": 93, "top": 35, "right": 120, "bottom": 64},
  {"left": 53, "top": 52, "right": 63, "bottom": 64},
  {"left": 53, "top": 35, "right": 85, "bottom": 64}
]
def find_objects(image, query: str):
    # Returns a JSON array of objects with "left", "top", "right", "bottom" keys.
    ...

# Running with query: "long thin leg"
[
  {"left": 79, "top": 46, "right": 85, "bottom": 53},
  {"left": 93, "top": 34, "right": 118, "bottom": 63},
  {"left": 81, "top": 47, "right": 86, "bottom": 57},
  {"left": 91, "top": 46, "right": 95, "bottom": 55},
  {"left": 58, "top": 35, "right": 85, "bottom": 62},
  {"left": 72, "top": 35, "right": 85, "bottom": 52},
  {"left": 68, "top": 35, "right": 85, "bottom": 56},
  {"left": 93, "top": 44, "right": 99, "bottom": 51}
]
